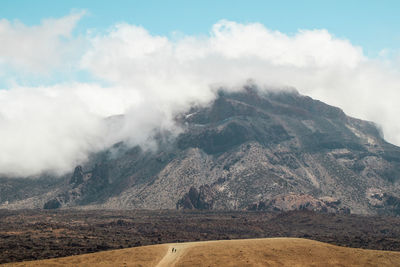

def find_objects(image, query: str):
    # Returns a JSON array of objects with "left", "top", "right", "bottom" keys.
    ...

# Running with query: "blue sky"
[{"left": 1, "top": 0, "right": 399, "bottom": 57}]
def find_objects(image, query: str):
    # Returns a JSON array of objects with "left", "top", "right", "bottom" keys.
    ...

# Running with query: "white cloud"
[
  {"left": 82, "top": 20, "right": 400, "bottom": 144},
  {"left": 1, "top": 18, "right": 400, "bottom": 177},
  {"left": 0, "top": 11, "right": 85, "bottom": 75}
]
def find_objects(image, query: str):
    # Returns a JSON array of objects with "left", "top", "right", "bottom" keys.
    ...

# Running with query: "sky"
[
  {"left": 0, "top": 1, "right": 400, "bottom": 176},
  {"left": 1, "top": 0, "right": 400, "bottom": 57}
]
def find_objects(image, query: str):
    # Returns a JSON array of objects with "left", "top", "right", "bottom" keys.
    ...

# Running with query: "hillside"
[
  {"left": 6, "top": 238, "right": 400, "bottom": 267},
  {"left": 1, "top": 87, "right": 400, "bottom": 215}
]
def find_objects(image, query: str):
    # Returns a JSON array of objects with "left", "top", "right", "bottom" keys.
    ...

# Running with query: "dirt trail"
[{"left": 156, "top": 243, "right": 191, "bottom": 267}]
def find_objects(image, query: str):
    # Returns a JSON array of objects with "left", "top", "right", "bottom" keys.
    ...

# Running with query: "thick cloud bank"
[{"left": 0, "top": 14, "right": 400, "bottom": 177}]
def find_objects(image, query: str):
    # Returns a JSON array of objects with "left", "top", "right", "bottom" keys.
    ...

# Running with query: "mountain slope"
[{"left": 2, "top": 87, "right": 400, "bottom": 215}]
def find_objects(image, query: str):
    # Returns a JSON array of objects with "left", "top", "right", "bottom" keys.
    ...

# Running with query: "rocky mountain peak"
[
  {"left": 1, "top": 87, "right": 400, "bottom": 215},
  {"left": 70, "top": 166, "right": 84, "bottom": 187}
]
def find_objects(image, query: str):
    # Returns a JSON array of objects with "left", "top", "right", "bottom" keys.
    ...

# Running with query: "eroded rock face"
[
  {"left": 3, "top": 87, "right": 400, "bottom": 215},
  {"left": 247, "top": 194, "right": 350, "bottom": 214},
  {"left": 366, "top": 188, "right": 400, "bottom": 215},
  {"left": 70, "top": 166, "right": 84, "bottom": 187},
  {"left": 176, "top": 185, "right": 216, "bottom": 210},
  {"left": 43, "top": 198, "right": 61, "bottom": 209}
]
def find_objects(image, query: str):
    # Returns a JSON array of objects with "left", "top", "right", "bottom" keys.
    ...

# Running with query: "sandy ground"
[
  {"left": 4, "top": 238, "right": 400, "bottom": 267},
  {"left": 2, "top": 245, "right": 167, "bottom": 267}
]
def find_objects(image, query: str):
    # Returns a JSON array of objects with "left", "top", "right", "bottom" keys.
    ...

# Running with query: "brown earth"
[
  {"left": 1, "top": 209, "right": 400, "bottom": 264},
  {"left": 2, "top": 244, "right": 167, "bottom": 267},
  {"left": 4, "top": 238, "right": 400, "bottom": 267}
]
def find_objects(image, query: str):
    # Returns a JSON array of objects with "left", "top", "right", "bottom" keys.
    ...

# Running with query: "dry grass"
[
  {"left": 175, "top": 238, "right": 400, "bottom": 267},
  {"left": 3, "top": 245, "right": 167, "bottom": 267},
  {"left": 4, "top": 238, "right": 400, "bottom": 267}
]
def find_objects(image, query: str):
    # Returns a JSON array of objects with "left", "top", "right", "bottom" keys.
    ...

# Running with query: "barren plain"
[{"left": 1, "top": 209, "right": 400, "bottom": 264}]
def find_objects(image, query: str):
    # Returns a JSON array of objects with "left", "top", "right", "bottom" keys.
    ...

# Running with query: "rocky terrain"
[
  {"left": 1, "top": 209, "right": 400, "bottom": 264},
  {"left": 1, "top": 87, "right": 400, "bottom": 215}
]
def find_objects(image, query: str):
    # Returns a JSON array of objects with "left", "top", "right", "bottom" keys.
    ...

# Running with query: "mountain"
[{"left": 1, "top": 87, "right": 400, "bottom": 215}]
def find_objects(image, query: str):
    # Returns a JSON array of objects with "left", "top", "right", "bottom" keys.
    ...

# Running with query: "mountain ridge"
[{"left": 1, "top": 87, "right": 400, "bottom": 215}]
